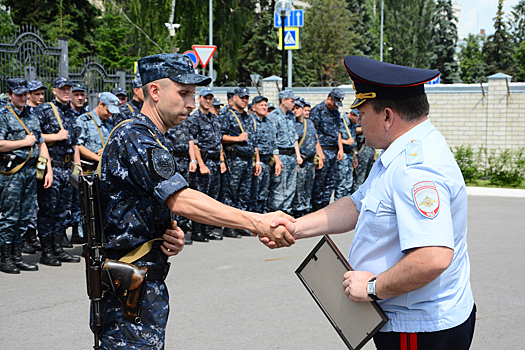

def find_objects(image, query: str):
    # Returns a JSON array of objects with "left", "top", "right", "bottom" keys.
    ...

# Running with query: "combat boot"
[
  {"left": 11, "top": 242, "right": 38, "bottom": 271},
  {"left": 0, "top": 244, "right": 20, "bottom": 274},
  {"left": 223, "top": 227, "right": 241, "bottom": 238},
  {"left": 39, "top": 237, "right": 61, "bottom": 266},
  {"left": 26, "top": 227, "right": 42, "bottom": 251},
  {"left": 191, "top": 222, "right": 209, "bottom": 242},
  {"left": 52, "top": 235, "right": 80, "bottom": 263},
  {"left": 70, "top": 225, "right": 85, "bottom": 245},
  {"left": 202, "top": 225, "right": 223, "bottom": 240},
  {"left": 62, "top": 228, "right": 73, "bottom": 248},
  {"left": 21, "top": 233, "right": 36, "bottom": 254},
  {"left": 179, "top": 221, "right": 193, "bottom": 245}
]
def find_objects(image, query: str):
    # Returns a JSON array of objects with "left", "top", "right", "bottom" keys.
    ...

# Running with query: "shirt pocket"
[{"left": 355, "top": 194, "right": 381, "bottom": 243}]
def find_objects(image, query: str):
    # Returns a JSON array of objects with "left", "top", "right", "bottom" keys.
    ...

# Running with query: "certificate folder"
[{"left": 295, "top": 235, "right": 388, "bottom": 350}]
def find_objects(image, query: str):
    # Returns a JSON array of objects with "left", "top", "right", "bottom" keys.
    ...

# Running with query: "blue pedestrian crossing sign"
[
  {"left": 278, "top": 27, "right": 300, "bottom": 50},
  {"left": 274, "top": 10, "right": 304, "bottom": 27}
]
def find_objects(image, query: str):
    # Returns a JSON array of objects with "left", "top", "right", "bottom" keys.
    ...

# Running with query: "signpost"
[
  {"left": 183, "top": 50, "right": 199, "bottom": 68},
  {"left": 274, "top": 9, "right": 304, "bottom": 27},
  {"left": 192, "top": 45, "right": 217, "bottom": 69},
  {"left": 278, "top": 27, "right": 301, "bottom": 50}
]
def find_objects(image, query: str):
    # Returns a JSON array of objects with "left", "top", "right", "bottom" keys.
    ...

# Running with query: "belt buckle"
[{"left": 65, "top": 155, "right": 70, "bottom": 162}]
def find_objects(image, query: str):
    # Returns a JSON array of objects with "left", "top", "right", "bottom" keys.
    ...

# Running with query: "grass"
[{"left": 465, "top": 179, "right": 525, "bottom": 190}]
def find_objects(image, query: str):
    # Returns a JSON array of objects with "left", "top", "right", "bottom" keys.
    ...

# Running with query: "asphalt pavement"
[{"left": 0, "top": 195, "right": 523, "bottom": 350}]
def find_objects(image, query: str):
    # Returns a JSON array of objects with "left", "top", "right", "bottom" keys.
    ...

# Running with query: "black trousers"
[{"left": 373, "top": 305, "right": 476, "bottom": 350}]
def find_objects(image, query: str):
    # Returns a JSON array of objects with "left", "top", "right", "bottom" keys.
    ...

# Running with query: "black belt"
[
  {"left": 322, "top": 145, "right": 338, "bottom": 151},
  {"left": 51, "top": 159, "right": 71, "bottom": 168},
  {"left": 278, "top": 148, "right": 295, "bottom": 156},
  {"left": 231, "top": 153, "right": 252, "bottom": 160},
  {"left": 207, "top": 153, "right": 220, "bottom": 161},
  {"left": 343, "top": 148, "right": 355, "bottom": 154},
  {"left": 172, "top": 151, "right": 188, "bottom": 158},
  {"left": 260, "top": 154, "right": 272, "bottom": 163}
]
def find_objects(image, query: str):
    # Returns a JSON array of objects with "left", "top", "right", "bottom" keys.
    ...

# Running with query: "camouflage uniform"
[
  {"left": 266, "top": 104, "right": 298, "bottom": 214},
  {"left": 250, "top": 112, "right": 278, "bottom": 213},
  {"left": 292, "top": 117, "right": 318, "bottom": 214},
  {"left": 334, "top": 113, "right": 356, "bottom": 201},
  {"left": 76, "top": 108, "right": 115, "bottom": 170},
  {"left": 351, "top": 121, "right": 375, "bottom": 194},
  {"left": 220, "top": 106, "right": 256, "bottom": 211},
  {"left": 310, "top": 101, "right": 341, "bottom": 209},
  {"left": 34, "top": 99, "right": 79, "bottom": 241},
  {"left": 113, "top": 98, "right": 143, "bottom": 125},
  {"left": 0, "top": 102, "right": 44, "bottom": 246}
]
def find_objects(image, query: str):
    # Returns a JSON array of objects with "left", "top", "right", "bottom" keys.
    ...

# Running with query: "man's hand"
[
  {"left": 24, "top": 133, "right": 36, "bottom": 147},
  {"left": 296, "top": 155, "right": 303, "bottom": 166},
  {"left": 237, "top": 132, "right": 248, "bottom": 142},
  {"left": 43, "top": 168, "right": 53, "bottom": 188},
  {"left": 274, "top": 160, "right": 283, "bottom": 176},
  {"left": 161, "top": 220, "right": 185, "bottom": 257},
  {"left": 254, "top": 211, "right": 297, "bottom": 248},
  {"left": 199, "top": 164, "right": 210, "bottom": 175},
  {"left": 220, "top": 161, "right": 227, "bottom": 173},
  {"left": 189, "top": 161, "right": 197, "bottom": 173},
  {"left": 97, "top": 148, "right": 103, "bottom": 156},
  {"left": 342, "top": 271, "right": 375, "bottom": 302},
  {"left": 316, "top": 154, "right": 324, "bottom": 169},
  {"left": 337, "top": 149, "right": 344, "bottom": 161},
  {"left": 56, "top": 129, "right": 69, "bottom": 141},
  {"left": 254, "top": 163, "right": 262, "bottom": 176},
  {"left": 353, "top": 155, "right": 358, "bottom": 169},
  {"left": 257, "top": 215, "right": 298, "bottom": 249}
]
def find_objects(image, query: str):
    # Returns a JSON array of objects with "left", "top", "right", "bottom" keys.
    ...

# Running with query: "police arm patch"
[
  {"left": 150, "top": 148, "right": 176, "bottom": 179},
  {"left": 413, "top": 181, "right": 440, "bottom": 218}
]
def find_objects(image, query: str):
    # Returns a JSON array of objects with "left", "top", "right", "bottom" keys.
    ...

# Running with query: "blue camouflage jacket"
[
  {"left": 100, "top": 113, "right": 188, "bottom": 251},
  {"left": 296, "top": 118, "right": 318, "bottom": 158},
  {"left": 340, "top": 113, "right": 357, "bottom": 152},
  {"left": 76, "top": 110, "right": 115, "bottom": 153},
  {"left": 165, "top": 119, "right": 194, "bottom": 154},
  {"left": 266, "top": 107, "right": 297, "bottom": 151},
  {"left": 252, "top": 113, "right": 278, "bottom": 157},
  {"left": 220, "top": 107, "right": 256, "bottom": 157},
  {"left": 34, "top": 100, "right": 79, "bottom": 160},
  {"left": 187, "top": 109, "right": 222, "bottom": 156},
  {"left": 309, "top": 101, "right": 341, "bottom": 148}
]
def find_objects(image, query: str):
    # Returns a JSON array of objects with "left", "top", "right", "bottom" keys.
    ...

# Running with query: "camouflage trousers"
[
  {"left": 352, "top": 146, "right": 375, "bottom": 194},
  {"left": 312, "top": 149, "right": 338, "bottom": 205},
  {"left": 267, "top": 154, "right": 297, "bottom": 213},
  {"left": 174, "top": 156, "right": 193, "bottom": 227},
  {"left": 222, "top": 157, "right": 253, "bottom": 210},
  {"left": 64, "top": 187, "right": 84, "bottom": 237},
  {"left": 37, "top": 166, "right": 73, "bottom": 239},
  {"left": 292, "top": 160, "right": 315, "bottom": 212},
  {"left": 334, "top": 152, "right": 354, "bottom": 201},
  {"left": 191, "top": 158, "right": 221, "bottom": 201},
  {"left": 250, "top": 159, "right": 271, "bottom": 213},
  {"left": 0, "top": 165, "right": 37, "bottom": 245}
]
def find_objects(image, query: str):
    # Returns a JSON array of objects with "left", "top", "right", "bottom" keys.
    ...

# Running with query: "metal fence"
[{"left": 0, "top": 25, "right": 135, "bottom": 108}]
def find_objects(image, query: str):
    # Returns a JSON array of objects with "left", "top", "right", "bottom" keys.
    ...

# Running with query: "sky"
[{"left": 456, "top": 0, "right": 521, "bottom": 39}]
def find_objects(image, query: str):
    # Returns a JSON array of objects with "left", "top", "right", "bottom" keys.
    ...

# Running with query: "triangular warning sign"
[
  {"left": 192, "top": 45, "right": 217, "bottom": 68},
  {"left": 284, "top": 31, "right": 295, "bottom": 45}
]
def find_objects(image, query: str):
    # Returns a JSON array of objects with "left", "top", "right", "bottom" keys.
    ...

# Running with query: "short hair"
[
  {"left": 142, "top": 80, "right": 170, "bottom": 101},
  {"left": 368, "top": 94, "right": 429, "bottom": 123}
]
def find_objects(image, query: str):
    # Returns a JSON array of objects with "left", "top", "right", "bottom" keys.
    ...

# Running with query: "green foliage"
[
  {"left": 452, "top": 145, "right": 483, "bottom": 184},
  {"left": 0, "top": 4, "right": 17, "bottom": 37},
  {"left": 508, "top": 0, "right": 525, "bottom": 81},
  {"left": 427, "top": 0, "right": 461, "bottom": 83},
  {"left": 485, "top": 147, "right": 525, "bottom": 187},
  {"left": 94, "top": 11, "right": 137, "bottom": 69},
  {"left": 345, "top": 0, "right": 377, "bottom": 58},
  {"left": 483, "top": 0, "right": 517, "bottom": 77},
  {"left": 458, "top": 34, "right": 488, "bottom": 83}
]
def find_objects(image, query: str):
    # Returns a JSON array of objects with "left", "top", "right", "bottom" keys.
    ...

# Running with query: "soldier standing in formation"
[
  {"left": 349, "top": 108, "right": 376, "bottom": 194},
  {"left": 112, "top": 87, "right": 128, "bottom": 106},
  {"left": 114, "top": 77, "right": 144, "bottom": 124},
  {"left": 334, "top": 108, "right": 358, "bottom": 200},
  {"left": 0, "top": 78, "right": 53, "bottom": 274}
]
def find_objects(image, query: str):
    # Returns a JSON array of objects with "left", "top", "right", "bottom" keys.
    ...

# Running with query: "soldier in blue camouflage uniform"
[
  {"left": 186, "top": 87, "right": 225, "bottom": 241},
  {"left": 165, "top": 117, "right": 198, "bottom": 244},
  {"left": 211, "top": 97, "right": 223, "bottom": 116},
  {"left": 220, "top": 87, "right": 261, "bottom": 237},
  {"left": 310, "top": 88, "right": 345, "bottom": 211},
  {"left": 112, "top": 87, "right": 128, "bottom": 106},
  {"left": 0, "top": 79, "right": 53, "bottom": 274},
  {"left": 113, "top": 77, "right": 144, "bottom": 125},
  {"left": 292, "top": 99, "right": 323, "bottom": 217},
  {"left": 249, "top": 95, "right": 280, "bottom": 213},
  {"left": 266, "top": 90, "right": 302, "bottom": 215},
  {"left": 96, "top": 53, "right": 295, "bottom": 349},
  {"left": 334, "top": 109, "right": 358, "bottom": 200},
  {"left": 34, "top": 76, "right": 82, "bottom": 266},
  {"left": 65, "top": 82, "right": 89, "bottom": 246},
  {"left": 349, "top": 108, "right": 376, "bottom": 194},
  {"left": 220, "top": 90, "right": 235, "bottom": 115}
]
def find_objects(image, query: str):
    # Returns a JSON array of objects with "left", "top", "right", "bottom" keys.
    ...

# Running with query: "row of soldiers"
[{"left": 0, "top": 75, "right": 375, "bottom": 274}]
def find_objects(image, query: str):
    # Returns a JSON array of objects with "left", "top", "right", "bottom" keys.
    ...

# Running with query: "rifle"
[{"left": 71, "top": 174, "right": 106, "bottom": 350}]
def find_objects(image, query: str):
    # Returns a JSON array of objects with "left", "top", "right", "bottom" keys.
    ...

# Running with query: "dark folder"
[{"left": 296, "top": 235, "right": 389, "bottom": 350}]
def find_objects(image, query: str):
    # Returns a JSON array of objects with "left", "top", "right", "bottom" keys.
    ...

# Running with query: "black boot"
[
  {"left": 202, "top": 225, "right": 223, "bottom": 240},
  {"left": 179, "top": 221, "right": 193, "bottom": 245},
  {"left": 21, "top": 233, "right": 36, "bottom": 254},
  {"left": 27, "top": 227, "right": 42, "bottom": 251},
  {"left": 191, "top": 222, "right": 209, "bottom": 242},
  {"left": 70, "top": 225, "right": 85, "bottom": 244},
  {"left": 0, "top": 244, "right": 20, "bottom": 274},
  {"left": 62, "top": 228, "right": 73, "bottom": 248},
  {"left": 52, "top": 235, "right": 80, "bottom": 263},
  {"left": 223, "top": 227, "right": 241, "bottom": 238},
  {"left": 39, "top": 237, "right": 61, "bottom": 266},
  {"left": 11, "top": 242, "right": 38, "bottom": 271},
  {"left": 235, "top": 228, "right": 253, "bottom": 237}
]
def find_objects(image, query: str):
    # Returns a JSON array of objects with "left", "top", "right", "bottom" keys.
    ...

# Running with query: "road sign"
[
  {"left": 183, "top": 50, "right": 199, "bottom": 68},
  {"left": 427, "top": 75, "right": 440, "bottom": 85},
  {"left": 192, "top": 45, "right": 217, "bottom": 69},
  {"left": 274, "top": 10, "right": 304, "bottom": 27},
  {"left": 278, "top": 27, "right": 300, "bottom": 50}
]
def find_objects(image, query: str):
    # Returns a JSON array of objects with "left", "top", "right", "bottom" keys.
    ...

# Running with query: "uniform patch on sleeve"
[
  {"left": 151, "top": 148, "right": 176, "bottom": 179},
  {"left": 413, "top": 181, "right": 440, "bottom": 218}
]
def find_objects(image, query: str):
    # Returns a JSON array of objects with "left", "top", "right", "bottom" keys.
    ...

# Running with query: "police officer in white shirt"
[{"left": 262, "top": 56, "right": 476, "bottom": 350}]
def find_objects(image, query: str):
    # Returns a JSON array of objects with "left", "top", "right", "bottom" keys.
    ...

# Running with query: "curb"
[{"left": 466, "top": 186, "right": 525, "bottom": 198}]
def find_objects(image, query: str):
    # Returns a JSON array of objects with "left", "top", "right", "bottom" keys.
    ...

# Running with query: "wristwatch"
[
  {"left": 367, "top": 277, "right": 381, "bottom": 301},
  {"left": 191, "top": 160, "right": 198, "bottom": 164}
]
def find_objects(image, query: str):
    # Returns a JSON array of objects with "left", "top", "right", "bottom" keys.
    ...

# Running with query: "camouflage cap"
[
  {"left": 130, "top": 77, "right": 142, "bottom": 90},
  {"left": 7, "top": 78, "right": 29, "bottom": 95},
  {"left": 226, "top": 90, "right": 235, "bottom": 100},
  {"left": 99, "top": 92, "right": 120, "bottom": 114},
  {"left": 199, "top": 87, "right": 214, "bottom": 97},
  {"left": 53, "top": 76, "right": 72, "bottom": 88},
  {"left": 27, "top": 80, "right": 46, "bottom": 92},
  {"left": 329, "top": 88, "right": 345, "bottom": 107},
  {"left": 72, "top": 83, "right": 86, "bottom": 92},
  {"left": 112, "top": 87, "right": 127, "bottom": 96},
  {"left": 233, "top": 87, "right": 249, "bottom": 98},
  {"left": 252, "top": 95, "right": 268, "bottom": 104},
  {"left": 294, "top": 99, "right": 304, "bottom": 108},
  {"left": 138, "top": 53, "right": 212, "bottom": 86},
  {"left": 304, "top": 101, "right": 311, "bottom": 108},
  {"left": 267, "top": 102, "right": 276, "bottom": 109},
  {"left": 212, "top": 98, "right": 223, "bottom": 106},
  {"left": 279, "top": 89, "right": 295, "bottom": 100}
]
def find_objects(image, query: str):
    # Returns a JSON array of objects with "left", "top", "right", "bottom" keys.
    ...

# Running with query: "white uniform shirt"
[{"left": 350, "top": 119, "right": 474, "bottom": 333}]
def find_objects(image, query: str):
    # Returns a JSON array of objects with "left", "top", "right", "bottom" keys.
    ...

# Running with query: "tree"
[
  {"left": 0, "top": 3, "right": 17, "bottom": 38},
  {"left": 458, "top": 34, "right": 488, "bottom": 83},
  {"left": 94, "top": 10, "right": 137, "bottom": 69},
  {"left": 427, "top": 0, "right": 461, "bottom": 83},
  {"left": 482, "top": 0, "right": 516, "bottom": 77},
  {"left": 508, "top": 0, "right": 525, "bottom": 80},
  {"left": 345, "top": 0, "right": 376, "bottom": 58},
  {"left": 382, "top": 0, "right": 434, "bottom": 68}
]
